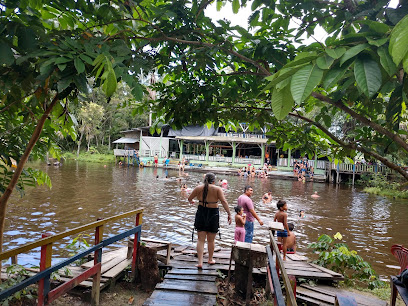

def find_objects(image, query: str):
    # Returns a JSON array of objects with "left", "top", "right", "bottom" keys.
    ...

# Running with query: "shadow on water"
[{"left": 4, "top": 161, "right": 408, "bottom": 276}]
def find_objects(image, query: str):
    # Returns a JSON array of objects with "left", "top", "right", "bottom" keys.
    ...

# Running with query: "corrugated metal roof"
[
  {"left": 175, "top": 135, "right": 270, "bottom": 144},
  {"left": 112, "top": 137, "right": 139, "bottom": 144}
]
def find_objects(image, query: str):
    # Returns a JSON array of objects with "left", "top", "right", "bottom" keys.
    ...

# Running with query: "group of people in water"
[
  {"left": 237, "top": 163, "right": 270, "bottom": 178},
  {"left": 293, "top": 160, "right": 314, "bottom": 181},
  {"left": 187, "top": 172, "right": 319, "bottom": 268}
]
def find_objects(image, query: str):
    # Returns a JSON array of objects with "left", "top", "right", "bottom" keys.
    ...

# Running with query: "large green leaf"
[
  {"left": 316, "top": 54, "right": 334, "bottom": 70},
  {"left": 354, "top": 57, "right": 382, "bottom": 98},
  {"left": 290, "top": 64, "right": 323, "bottom": 103},
  {"left": 232, "top": 0, "right": 239, "bottom": 14},
  {"left": 262, "top": 64, "right": 308, "bottom": 93},
  {"left": 325, "top": 47, "right": 346, "bottom": 59},
  {"left": 0, "top": 43, "right": 14, "bottom": 66},
  {"left": 377, "top": 46, "right": 397, "bottom": 76},
  {"left": 102, "top": 70, "right": 117, "bottom": 97},
  {"left": 271, "top": 85, "right": 294, "bottom": 120},
  {"left": 355, "top": 20, "right": 390, "bottom": 34},
  {"left": 340, "top": 44, "right": 368, "bottom": 66},
  {"left": 74, "top": 57, "right": 85, "bottom": 74},
  {"left": 323, "top": 64, "right": 350, "bottom": 89},
  {"left": 389, "top": 15, "right": 408, "bottom": 66}
]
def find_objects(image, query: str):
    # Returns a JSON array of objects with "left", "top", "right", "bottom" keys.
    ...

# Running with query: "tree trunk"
[
  {"left": 0, "top": 95, "right": 59, "bottom": 258},
  {"left": 77, "top": 131, "right": 84, "bottom": 156},
  {"left": 87, "top": 135, "right": 91, "bottom": 152}
]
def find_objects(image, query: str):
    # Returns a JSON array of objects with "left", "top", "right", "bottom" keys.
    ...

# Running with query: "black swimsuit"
[{"left": 194, "top": 201, "right": 219, "bottom": 233}]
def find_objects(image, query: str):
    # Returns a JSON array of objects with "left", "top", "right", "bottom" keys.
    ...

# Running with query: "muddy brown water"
[{"left": 4, "top": 161, "right": 408, "bottom": 277}]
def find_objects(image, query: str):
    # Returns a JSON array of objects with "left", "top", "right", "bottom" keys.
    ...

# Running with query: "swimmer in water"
[
  {"left": 299, "top": 210, "right": 305, "bottom": 219},
  {"left": 311, "top": 191, "right": 320, "bottom": 198}
]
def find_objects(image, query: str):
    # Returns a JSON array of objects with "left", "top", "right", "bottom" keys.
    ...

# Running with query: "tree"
[
  {"left": 2, "top": 0, "right": 408, "bottom": 261},
  {"left": 0, "top": 0, "right": 150, "bottom": 255},
  {"left": 77, "top": 102, "right": 105, "bottom": 154},
  {"left": 133, "top": 0, "right": 408, "bottom": 179}
]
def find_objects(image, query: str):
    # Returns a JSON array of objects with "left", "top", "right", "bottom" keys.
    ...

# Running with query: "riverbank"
[
  {"left": 363, "top": 186, "right": 408, "bottom": 199},
  {"left": 63, "top": 152, "right": 115, "bottom": 163}
]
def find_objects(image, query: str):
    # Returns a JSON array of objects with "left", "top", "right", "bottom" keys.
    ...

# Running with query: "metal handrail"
[{"left": 269, "top": 230, "right": 297, "bottom": 306}]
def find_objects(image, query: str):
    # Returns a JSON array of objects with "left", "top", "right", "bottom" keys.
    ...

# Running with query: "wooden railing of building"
[
  {"left": 0, "top": 208, "right": 144, "bottom": 306},
  {"left": 268, "top": 230, "right": 297, "bottom": 306}
]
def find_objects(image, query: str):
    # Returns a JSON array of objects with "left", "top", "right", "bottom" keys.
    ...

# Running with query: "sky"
[{"left": 205, "top": 0, "right": 400, "bottom": 44}]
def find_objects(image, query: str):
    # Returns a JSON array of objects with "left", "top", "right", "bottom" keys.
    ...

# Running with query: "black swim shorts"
[{"left": 194, "top": 205, "right": 219, "bottom": 233}]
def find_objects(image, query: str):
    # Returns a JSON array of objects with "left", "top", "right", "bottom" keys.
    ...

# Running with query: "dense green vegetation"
[{"left": 309, "top": 233, "right": 384, "bottom": 289}]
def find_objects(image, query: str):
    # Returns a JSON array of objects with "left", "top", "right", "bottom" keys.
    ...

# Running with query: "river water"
[{"left": 4, "top": 161, "right": 408, "bottom": 277}]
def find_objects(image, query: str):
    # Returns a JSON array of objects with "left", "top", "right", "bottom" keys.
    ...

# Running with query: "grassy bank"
[
  {"left": 63, "top": 152, "right": 115, "bottom": 163},
  {"left": 363, "top": 186, "right": 408, "bottom": 199}
]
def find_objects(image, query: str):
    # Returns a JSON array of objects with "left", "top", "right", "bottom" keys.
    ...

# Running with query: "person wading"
[
  {"left": 237, "top": 185, "right": 264, "bottom": 243},
  {"left": 188, "top": 173, "right": 231, "bottom": 269}
]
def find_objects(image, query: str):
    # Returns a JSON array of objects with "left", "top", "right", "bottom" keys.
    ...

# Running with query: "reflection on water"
[{"left": 4, "top": 161, "right": 408, "bottom": 276}]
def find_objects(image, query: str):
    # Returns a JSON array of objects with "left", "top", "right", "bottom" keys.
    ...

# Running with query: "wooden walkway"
[{"left": 145, "top": 243, "right": 387, "bottom": 306}]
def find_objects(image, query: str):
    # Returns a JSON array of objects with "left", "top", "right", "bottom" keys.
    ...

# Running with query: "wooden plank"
[
  {"left": 303, "top": 285, "right": 387, "bottom": 306},
  {"left": 296, "top": 293, "right": 333, "bottom": 306},
  {"left": 297, "top": 287, "right": 335, "bottom": 304},
  {"left": 81, "top": 247, "right": 127, "bottom": 268},
  {"left": 309, "top": 263, "right": 344, "bottom": 278},
  {"left": 164, "top": 274, "right": 216, "bottom": 282},
  {"left": 169, "top": 260, "right": 230, "bottom": 271},
  {"left": 145, "top": 290, "right": 216, "bottom": 306},
  {"left": 285, "top": 270, "right": 339, "bottom": 279},
  {"left": 168, "top": 268, "right": 218, "bottom": 276},
  {"left": 102, "top": 258, "right": 132, "bottom": 278},
  {"left": 286, "top": 253, "right": 308, "bottom": 261},
  {"left": 268, "top": 221, "right": 284, "bottom": 231},
  {"left": 155, "top": 279, "right": 217, "bottom": 294}
]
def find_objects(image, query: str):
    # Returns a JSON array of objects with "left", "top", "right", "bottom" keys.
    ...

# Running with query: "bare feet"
[
  {"left": 207, "top": 259, "right": 216, "bottom": 265},
  {"left": 196, "top": 264, "right": 203, "bottom": 269},
  {"left": 283, "top": 257, "right": 286, "bottom": 261}
]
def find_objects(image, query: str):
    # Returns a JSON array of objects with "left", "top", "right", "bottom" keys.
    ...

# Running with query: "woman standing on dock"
[{"left": 188, "top": 173, "right": 232, "bottom": 269}]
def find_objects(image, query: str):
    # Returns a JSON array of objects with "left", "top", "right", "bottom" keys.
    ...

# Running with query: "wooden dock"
[
  {"left": 145, "top": 243, "right": 386, "bottom": 306},
  {"left": 1, "top": 238, "right": 387, "bottom": 306}
]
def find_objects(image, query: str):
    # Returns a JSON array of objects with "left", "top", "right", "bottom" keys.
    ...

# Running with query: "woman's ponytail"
[{"left": 202, "top": 173, "right": 215, "bottom": 204}]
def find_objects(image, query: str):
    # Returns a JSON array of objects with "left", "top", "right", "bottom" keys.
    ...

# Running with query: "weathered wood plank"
[
  {"left": 308, "top": 263, "right": 344, "bottom": 278},
  {"left": 297, "top": 286, "right": 335, "bottom": 304},
  {"left": 168, "top": 268, "right": 218, "bottom": 276},
  {"left": 144, "top": 290, "right": 216, "bottom": 305},
  {"left": 102, "top": 258, "right": 132, "bottom": 278},
  {"left": 286, "top": 253, "right": 308, "bottom": 261},
  {"left": 302, "top": 285, "right": 387, "bottom": 306},
  {"left": 285, "top": 270, "right": 340, "bottom": 279},
  {"left": 296, "top": 293, "right": 333, "bottom": 306},
  {"left": 155, "top": 279, "right": 217, "bottom": 294},
  {"left": 164, "top": 274, "right": 216, "bottom": 282}
]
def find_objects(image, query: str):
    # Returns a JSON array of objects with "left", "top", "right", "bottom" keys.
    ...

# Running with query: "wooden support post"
[
  {"left": 289, "top": 275, "right": 297, "bottom": 300},
  {"left": 227, "top": 247, "right": 234, "bottom": 284},
  {"left": 131, "top": 212, "right": 143, "bottom": 281},
  {"left": 352, "top": 164, "right": 355, "bottom": 186},
  {"left": 245, "top": 252, "right": 253, "bottom": 304},
  {"left": 11, "top": 255, "right": 17, "bottom": 265},
  {"left": 92, "top": 223, "right": 104, "bottom": 306},
  {"left": 38, "top": 233, "right": 53, "bottom": 306}
]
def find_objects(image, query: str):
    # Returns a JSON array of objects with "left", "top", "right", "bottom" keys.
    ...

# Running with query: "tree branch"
[
  {"left": 289, "top": 111, "right": 408, "bottom": 180},
  {"left": 311, "top": 92, "right": 408, "bottom": 153},
  {"left": 128, "top": 35, "right": 271, "bottom": 76}
]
